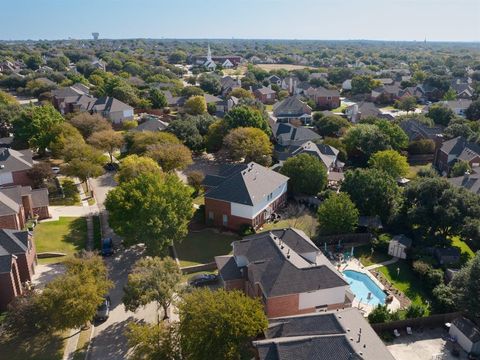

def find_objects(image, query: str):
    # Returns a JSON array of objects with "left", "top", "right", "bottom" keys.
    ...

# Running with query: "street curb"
[{"left": 84, "top": 323, "right": 95, "bottom": 360}]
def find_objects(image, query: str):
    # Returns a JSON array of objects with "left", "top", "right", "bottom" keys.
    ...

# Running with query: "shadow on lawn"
[
  {"left": 0, "top": 331, "right": 66, "bottom": 360},
  {"left": 60, "top": 217, "right": 89, "bottom": 252}
]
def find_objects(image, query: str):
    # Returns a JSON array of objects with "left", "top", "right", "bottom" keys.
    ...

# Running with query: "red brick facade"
[
  {"left": 315, "top": 95, "right": 340, "bottom": 110},
  {"left": 204, "top": 193, "right": 287, "bottom": 231},
  {"left": 11, "top": 170, "right": 34, "bottom": 187}
]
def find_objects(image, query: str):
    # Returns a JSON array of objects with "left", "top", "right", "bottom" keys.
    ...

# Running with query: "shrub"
[
  {"left": 408, "top": 139, "right": 435, "bottom": 154},
  {"left": 404, "top": 304, "right": 426, "bottom": 319},
  {"left": 372, "top": 233, "right": 391, "bottom": 252},
  {"left": 238, "top": 224, "right": 254, "bottom": 236}
]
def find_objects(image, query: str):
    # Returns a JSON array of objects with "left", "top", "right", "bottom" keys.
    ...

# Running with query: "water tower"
[{"left": 92, "top": 32, "right": 99, "bottom": 40}]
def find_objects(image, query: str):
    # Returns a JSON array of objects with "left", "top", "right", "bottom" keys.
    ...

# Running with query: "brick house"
[
  {"left": 253, "top": 308, "right": 395, "bottom": 360},
  {"left": 305, "top": 86, "right": 341, "bottom": 110},
  {"left": 0, "top": 229, "right": 37, "bottom": 310},
  {"left": 254, "top": 86, "right": 276, "bottom": 104},
  {"left": 434, "top": 136, "right": 480, "bottom": 175},
  {"left": 0, "top": 148, "right": 35, "bottom": 187},
  {"left": 273, "top": 97, "right": 312, "bottom": 125},
  {"left": 215, "top": 228, "right": 351, "bottom": 318},
  {"left": 0, "top": 186, "right": 50, "bottom": 230},
  {"left": 203, "top": 162, "right": 289, "bottom": 231}
]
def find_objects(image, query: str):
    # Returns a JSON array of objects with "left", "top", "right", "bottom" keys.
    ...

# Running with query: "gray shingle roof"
[
  {"left": 440, "top": 137, "right": 480, "bottom": 163},
  {"left": 254, "top": 308, "right": 395, "bottom": 360},
  {"left": 204, "top": 162, "right": 289, "bottom": 206},
  {"left": 135, "top": 118, "right": 168, "bottom": 132},
  {"left": 89, "top": 97, "right": 133, "bottom": 113},
  {"left": 0, "top": 186, "right": 48, "bottom": 216},
  {"left": 448, "top": 171, "right": 480, "bottom": 195},
  {"left": 273, "top": 97, "right": 312, "bottom": 118},
  {"left": 399, "top": 119, "right": 443, "bottom": 142},
  {"left": 0, "top": 229, "right": 30, "bottom": 274},
  {"left": 272, "top": 123, "right": 320, "bottom": 146},
  {"left": 0, "top": 148, "right": 33, "bottom": 173},
  {"left": 452, "top": 317, "right": 480, "bottom": 343},
  {"left": 233, "top": 230, "right": 347, "bottom": 297}
]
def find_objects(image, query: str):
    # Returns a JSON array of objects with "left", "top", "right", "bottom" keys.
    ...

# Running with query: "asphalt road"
[{"left": 87, "top": 173, "right": 158, "bottom": 360}]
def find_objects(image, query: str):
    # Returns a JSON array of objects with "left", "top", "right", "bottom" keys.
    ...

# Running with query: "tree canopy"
[
  {"left": 223, "top": 127, "right": 272, "bottom": 166},
  {"left": 280, "top": 154, "right": 327, "bottom": 195},
  {"left": 317, "top": 193, "right": 359, "bottom": 235},
  {"left": 116, "top": 154, "right": 163, "bottom": 183},
  {"left": 105, "top": 173, "right": 193, "bottom": 255},
  {"left": 178, "top": 289, "right": 267, "bottom": 360},
  {"left": 224, "top": 105, "right": 270, "bottom": 135},
  {"left": 368, "top": 149, "right": 409, "bottom": 179}
]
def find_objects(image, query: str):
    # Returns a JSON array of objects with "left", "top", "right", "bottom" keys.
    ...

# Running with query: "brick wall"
[
  {"left": 266, "top": 293, "right": 316, "bottom": 318},
  {"left": 204, "top": 197, "right": 253, "bottom": 231},
  {"left": 33, "top": 206, "right": 50, "bottom": 220},
  {"left": 0, "top": 213, "right": 21, "bottom": 230},
  {"left": 0, "top": 272, "right": 16, "bottom": 311},
  {"left": 316, "top": 96, "right": 340, "bottom": 109},
  {"left": 12, "top": 170, "right": 33, "bottom": 187},
  {"left": 225, "top": 278, "right": 245, "bottom": 291},
  {"left": 16, "top": 235, "right": 36, "bottom": 283}
]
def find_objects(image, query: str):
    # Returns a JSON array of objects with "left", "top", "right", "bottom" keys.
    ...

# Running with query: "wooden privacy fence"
[
  {"left": 316, "top": 233, "right": 373, "bottom": 246},
  {"left": 371, "top": 312, "right": 462, "bottom": 333}
]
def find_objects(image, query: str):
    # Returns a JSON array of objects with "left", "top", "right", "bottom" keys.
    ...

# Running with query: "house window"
[
  {"left": 208, "top": 211, "right": 214, "bottom": 220},
  {"left": 222, "top": 214, "right": 228, "bottom": 226}
]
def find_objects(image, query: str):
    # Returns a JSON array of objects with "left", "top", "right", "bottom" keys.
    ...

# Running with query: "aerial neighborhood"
[{"left": 0, "top": 29, "right": 479, "bottom": 360}]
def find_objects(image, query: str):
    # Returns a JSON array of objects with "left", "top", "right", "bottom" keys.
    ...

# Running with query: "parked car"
[
  {"left": 95, "top": 296, "right": 111, "bottom": 321},
  {"left": 101, "top": 237, "right": 113, "bottom": 257},
  {"left": 51, "top": 166, "right": 60, "bottom": 174},
  {"left": 104, "top": 163, "right": 119, "bottom": 172},
  {"left": 188, "top": 273, "right": 218, "bottom": 287}
]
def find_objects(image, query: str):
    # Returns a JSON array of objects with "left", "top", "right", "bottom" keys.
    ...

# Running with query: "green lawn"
[
  {"left": 0, "top": 330, "right": 68, "bottom": 360},
  {"left": 34, "top": 217, "right": 88, "bottom": 264},
  {"left": 175, "top": 230, "right": 239, "bottom": 267},
  {"left": 72, "top": 325, "right": 92, "bottom": 360},
  {"left": 331, "top": 103, "right": 348, "bottom": 113},
  {"left": 450, "top": 235, "right": 475, "bottom": 264},
  {"left": 407, "top": 164, "right": 431, "bottom": 179},
  {"left": 377, "top": 260, "right": 431, "bottom": 309},
  {"left": 262, "top": 211, "right": 318, "bottom": 239},
  {"left": 354, "top": 245, "right": 391, "bottom": 267},
  {"left": 49, "top": 178, "right": 81, "bottom": 206}
]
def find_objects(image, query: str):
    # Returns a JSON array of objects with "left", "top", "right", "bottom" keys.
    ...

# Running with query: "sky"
[{"left": 1, "top": 0, "right": 479, "bottom": 42}]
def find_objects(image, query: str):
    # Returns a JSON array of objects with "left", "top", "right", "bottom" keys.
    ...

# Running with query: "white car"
[{"left": 51, "top": 166, "right": 60, "bottom": 174}]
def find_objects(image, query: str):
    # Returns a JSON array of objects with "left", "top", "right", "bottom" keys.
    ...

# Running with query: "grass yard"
[
  {"left": 0, "top": 330, "right": 68, "bottom": 360},
  {"left": 407, "top": 164, "right": 431, "bottom": 179},
  {"left": 72, "top": 326, "right": 92, "bottom": 360},
  {"left": 331, "top": 103, "right": 348, "bottom": 113},
  {"left": 34, "top": 217, "right": 88, "bottom": 264},
  {"left": 261, "top": 211, "right": 318, "bottom": 239},
  {"left": 49, "top": 178, "right": 81, "bottom": 206},
  {"left": 354, "top": 245, "right": 392, "bottom": 267},
  {"left": 450, "top": 235, "right": 475, "bottom": 263},
  {"left": 377, "top": 260, "right": 431, "bottom": 309},
  {"left": 174, "top": 230, "right": 239, "bottom": 267}
]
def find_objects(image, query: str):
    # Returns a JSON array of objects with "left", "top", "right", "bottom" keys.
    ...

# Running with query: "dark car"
[
  {"left": 103, "top": 163, "right": 119, "bottom": 172},
  {"left": 101, "top": 237, "right": 114, "bottom": 257},
  {"left": 95, "top": 296, "right": 111, "bottom": 321},
  {"left": 188, "top": 273, "right": 218, "bottom": 287}
]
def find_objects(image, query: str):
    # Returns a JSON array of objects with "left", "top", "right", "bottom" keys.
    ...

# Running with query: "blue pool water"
[{"left": 342, "top": 270, "right": 386, "bottom": 306}]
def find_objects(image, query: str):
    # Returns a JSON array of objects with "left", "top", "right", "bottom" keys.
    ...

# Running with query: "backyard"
[
  {"left": 174, "top": 229, "right": 239, "bottom": 267},
  {"left": 376, "top": 260, "right": 431, "bottom": 309},
  {"left": 34, "top": 217, "right": 88, "bottom": 264},
  {"left": 261, "top": 208, "right": 318, "bottom": 239},
  {"left": 354, "top": 244, "right": 392, "bottom": 267}
]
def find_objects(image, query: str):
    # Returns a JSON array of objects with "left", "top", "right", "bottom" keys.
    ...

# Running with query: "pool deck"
[{"left": 341, "top": 259, "right": 401, "bottom": 316}]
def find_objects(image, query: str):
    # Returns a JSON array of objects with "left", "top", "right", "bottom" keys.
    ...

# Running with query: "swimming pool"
[{"left": 342, "top": 270, "right": 386, "bottom": 306}]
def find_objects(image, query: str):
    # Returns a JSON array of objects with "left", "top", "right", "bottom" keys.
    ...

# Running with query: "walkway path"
[
  {"left": 365, "top": 257, "right": 399, "bottom": 270},
  {"left": 62, "top": 178, "right": 100, "bottom": 359}
]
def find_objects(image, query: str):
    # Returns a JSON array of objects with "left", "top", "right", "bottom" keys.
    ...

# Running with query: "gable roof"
[
  {"left": 89, "top": 97, "right": 133, "bottom": 113},
  {"left": 273, "top": 97, "right": 312, "bottom": 118},
  {"left": 452, "top": 317, "right": 480, "bottom": 343},
  {"left": 233, "top": 230, "right": 347, "bottom": 297},
  {"left": 135, "top": 118, "right": 168, "bottom": 132},
  {"left": 0, "top": 148, "right": 33, "bottom": 173},
  {"left": 0, "top": 186, "right": 49, "bottom": 216},
  {"left": 440, "top": 136, "right": 480, "bottom": 163},
  {"left": 204, "top": 162, "right": 289, "bottom": 206},
  {"left": 254, "top": 308, "right": 395, "bottom": 360},
  {"left": 399, "top": 119, "right": 443, "bottom": 141},
  {"left": 0, "top": 229, "right": 30, "bottom": 273},
  {"left": 312, "top": 86, "right": 340, "bottom": 97},
  {"left": 272, "top": 123, "right": 320, "bottom": 146},
  {"left": 276, "top": 141, "right": 341, "bottom": 170},
  {"left": 448, "top": 171, "right": 480, "bottom": 195}
]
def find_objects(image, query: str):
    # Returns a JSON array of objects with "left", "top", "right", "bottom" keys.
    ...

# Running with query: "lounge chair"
[
  {"left": 406, "top": 327, "right": 412, "bottom": 335},
  {"left": 394, "top": 329, "right": 401, "bottom": 337}
]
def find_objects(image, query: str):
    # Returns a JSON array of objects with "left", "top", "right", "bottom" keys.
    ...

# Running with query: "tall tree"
[
  {"left": 149, "top": 88, "right": 168, "bottom": 109},
  {"left": 427, "top": 104, "right": 455, "bottom": 126},
  {"left": 126, "top": 322, "right": 180, "bottom": 360},
  {"left": 123, "top": 257, "right": 182, "bottom": 323},
  {"left": 126, "top": 131, "right": 180, "bottom": 155},
  {"left": 146, "top": 143, "right": 193, "bottom": 172},
  {"left": 105, "top": 173, "right": 193, "bottom": 255},
  {"left": 224, "top": 105, "right": 270, "bottom": 135},
  {"left": 341, "top": 168, "right": 401, "bottom": 221},
  {"left": 198, "top": 73, "right": 221, "bottom": 95},
  {"left": 68, "top": 113, "right": 112, "bottom": 139},
  {"left": 280, "top": 154, "right": 327, "bottom": 195},
  {"left": 178, "top": 289, "right": 268, "bottom": 360},
  {"left": 450, "top": 252, "right": 480, "bottom": 320},
  {"left": 61, "top": 142, "right": 105, "bottom": 190},
  {"left": 317, "top": 193, "right": 359, "bottom": 235},
  {"left": 116, "top": 155, "right": 163, "bottom": 183},
  {"left": 88, "top": 129, "right": 124, "bottom": 164},
  {"left": 223, "top": 127, "right": 272, "bottom": 166},
  {"left": 368, "top": 150, "right": 409, "bottom": 179},
  {"left": 313, "top": 113, "right": 350, "bottom": 137},
  {"left": 13, "top": 104, "right": 64, "bottom": 155},
  {"left": 184, "top": 95, "right": 207, "bottom": 115}
]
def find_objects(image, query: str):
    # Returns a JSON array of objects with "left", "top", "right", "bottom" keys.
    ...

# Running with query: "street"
[{"left": 87, "top": 173, "right": 158, "bottom": 360}]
